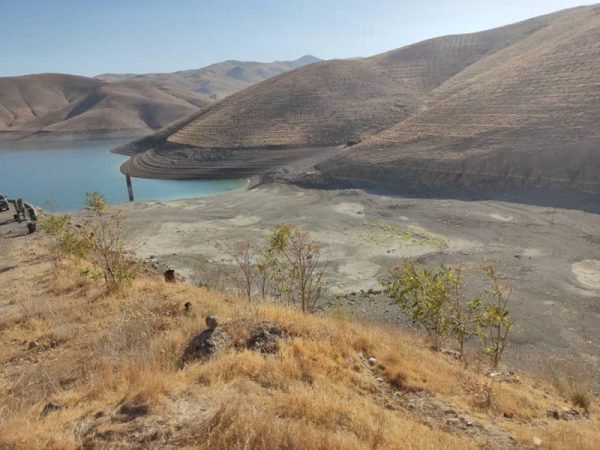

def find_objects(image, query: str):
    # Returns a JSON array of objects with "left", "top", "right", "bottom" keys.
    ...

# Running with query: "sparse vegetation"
[
  {"left": 40, "top": 193, "right": 138, "bottom": 290},
  {"left": 0, "top": 234, "right": 598, "bottom": 449},
  {"left": 384, "top": 260, "right": 512, "bottom": 367},
  {"left": 447, "top": 267, "right": 484, "bottom": 360},
  {"left": 481, "top": 261, "right": 512, "bottom": 369},
  {"left": 383, "top": 261, "right": 454, "bottom": 351},
  {"left": 218, "top": 224, "right": 328, "bottom": 313},
  {"left": 39, "top": 213, "right": 89, "bottom": 273},
  {"left": 545, "top": 361, "right": 594, "bottom": 413},
  {"left": 83, "top": 192, "right": 139, "bottom": 289}
]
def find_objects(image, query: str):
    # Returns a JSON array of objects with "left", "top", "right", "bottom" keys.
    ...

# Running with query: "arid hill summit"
[{"left": 119, "top": 5, "right": 600, "bottom": 197}]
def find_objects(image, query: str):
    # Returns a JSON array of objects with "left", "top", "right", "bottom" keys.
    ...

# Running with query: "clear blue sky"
[{"left": 0, "top": 0, "right": 590, "bottom": 77}]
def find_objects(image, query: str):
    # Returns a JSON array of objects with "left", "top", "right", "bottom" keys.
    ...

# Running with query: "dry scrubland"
[{"left": 1, "top": 233, "right": 600, "bottom": 449}]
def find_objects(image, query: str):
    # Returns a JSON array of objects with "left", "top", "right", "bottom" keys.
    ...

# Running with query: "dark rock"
[
  {"left": 27, "top": 340, "right": 38, "bottom": 350},
  {"left": 117, "top": 396, "right": 149, "bottom": 419},
  {"left": 183, "top": 302, "right": 192, "bottom": 315},
  {"left": 560, "top": 407, "right": 581, "bottom": 420},
  {"left": 41, "top": 402, "right": 62, "bottom": 417},
  {"left": 182, "top": 327, "right": 230, "bottom": 362},
  {"left": 547, "top": 407, "right": 560, "bottom": 419},
  {"left": 246, "top": 322, "right": 284, "bottom": 354},
  {"left": 164, "top": 269, "right": 176, "bottom": 283}
]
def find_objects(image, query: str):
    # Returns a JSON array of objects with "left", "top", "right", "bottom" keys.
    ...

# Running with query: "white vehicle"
[{"left": 0, "top": 194, "right": 9, "bottom": 212}]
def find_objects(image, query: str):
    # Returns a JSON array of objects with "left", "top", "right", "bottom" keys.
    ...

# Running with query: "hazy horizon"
[{"left": 1, "top": 0, "right": 592, "bottom": 77}]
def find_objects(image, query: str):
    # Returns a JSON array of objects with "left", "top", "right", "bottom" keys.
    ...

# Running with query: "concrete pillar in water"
[{"left": 126, "top": 175, "right": 134, "bottom": 202}]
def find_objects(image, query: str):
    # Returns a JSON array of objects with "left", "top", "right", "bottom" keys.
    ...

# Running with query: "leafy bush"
[
  {"left": 383, "top": 261, "right": 455, "bottom": 351},
  {"left": 40, "top": 193, "right": 138, "bottom": 290},
  {"left": 40, "top": 213, "right": 90, "bottom": 273},
  {"left": 480, "top": 261, "right": 512, "bottom": 368},
  {"left": 83, "top": 192, "right": 139, "bottom": 289},
  {"left": 220, "top": 224, "right": 328, "bottom": 313},
  {"left": 384, "top": 260, "right": 512, "bottom": 366}
]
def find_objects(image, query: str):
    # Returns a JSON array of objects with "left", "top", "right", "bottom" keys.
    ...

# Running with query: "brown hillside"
[
  {"left": 96, "top": 55, "right": 320, "bottom": 102},
  {"left": 321, "top": 4, "right": 600, "bottom": 195},
  {"left": 0, "top": 57, "right": 318, "bottom": 141},
  {"left": 119, "top": 5, "right": 600, "bottom": 198},
  {"left": 1, "top": 231, "right": 599, "bottom": 449},
  {"left": 0, "top": 74, "right": 204, "bottom": 140},
  {"left": 167, "top": 14, "right": 552, "bottom": 149}
]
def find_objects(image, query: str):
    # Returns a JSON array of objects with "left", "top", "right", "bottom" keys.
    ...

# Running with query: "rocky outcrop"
[{"left": 181, "top": 315, "right": 230, "bottom": 362}]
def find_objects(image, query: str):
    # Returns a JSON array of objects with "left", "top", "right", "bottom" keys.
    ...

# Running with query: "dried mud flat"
[{"left": 119, "top": 184, "right": 600, "bottom": 379}]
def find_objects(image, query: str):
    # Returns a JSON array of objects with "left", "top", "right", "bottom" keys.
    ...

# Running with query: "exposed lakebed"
[{"left": 0, "top": 138, "right": 244, "bottom": 211}]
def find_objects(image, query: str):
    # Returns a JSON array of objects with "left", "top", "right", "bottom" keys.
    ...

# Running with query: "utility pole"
[{"left": 126, "top": 175, "right": 134, "bottom": 202}]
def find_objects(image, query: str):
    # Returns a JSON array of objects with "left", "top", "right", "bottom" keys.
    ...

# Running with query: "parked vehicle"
[{"left": 0, "top": 194, "right": 9, "bottom": 212}]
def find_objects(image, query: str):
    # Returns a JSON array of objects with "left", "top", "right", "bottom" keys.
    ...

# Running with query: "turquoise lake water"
[{"left": 0, "top": 138, "right": 244, "bottom": 212}]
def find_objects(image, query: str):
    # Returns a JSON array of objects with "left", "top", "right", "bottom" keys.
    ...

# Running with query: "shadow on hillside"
[{"left": 295, "top": 179, "right": 600, "bottom": 215}]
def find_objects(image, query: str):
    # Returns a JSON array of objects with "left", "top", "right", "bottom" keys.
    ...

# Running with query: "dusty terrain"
[
  {"left": 119, "top": 184, "right": 600, "bottom": 379},
  {"left": 120, "top": 5, "right": 600, "bottom": 196},
  {"left": 1, "top": 224, "right": 600, "bottom": 449}
]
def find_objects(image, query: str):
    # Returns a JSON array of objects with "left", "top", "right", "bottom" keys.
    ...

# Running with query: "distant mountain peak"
[{"left": 292, "top": 55, "right": 321, "bottom": 65}]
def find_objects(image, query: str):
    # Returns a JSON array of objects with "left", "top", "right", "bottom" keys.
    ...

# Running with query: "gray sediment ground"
[{"left": 119, "top": 183, "right": 600, "bottom": 379}]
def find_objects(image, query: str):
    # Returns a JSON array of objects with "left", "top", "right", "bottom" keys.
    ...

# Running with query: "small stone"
[
  {"left": 446, "top": 418, "right": 461, "bottom": 426},
  {"left": 27, "top": 341, "right": 38, "bottom": 350},
  {"left": 246, "top": 322, "right": 283, "bottom": 354},
  {"left": 41, "top": 402, "right": 62, "bottom": 417},
  {"left": 368, "top": 357, "right": 377, "bottom": 366},
  {"left": 205, "top": 315, "right": 219, "bottom": 329},
  {"left": 547, "top": 407, "right": 560, "bottom": 419},
  {"left": 533, "top": 437, "right": 542, "bottom": 447}
]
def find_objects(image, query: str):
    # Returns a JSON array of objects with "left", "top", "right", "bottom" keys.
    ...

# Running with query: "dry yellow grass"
[{"left": 0, "top": 233, "right": 598, "bottom": 449}]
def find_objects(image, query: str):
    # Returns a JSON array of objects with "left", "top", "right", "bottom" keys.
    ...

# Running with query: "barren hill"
[
  {"left": 96, "top": 55, "right": 320, "bottom": 102},
  {"left": 320, "top": 5, "right": 600, "bottom": 195},
  {"left": 0, "top": 74, "right": 205, "bottom": 140},
  {"left": 0, "top": 56, "right": 319, "bottom": 141},
  {"left": 118, "top": 5, "right": 600, "bottom": 199}
]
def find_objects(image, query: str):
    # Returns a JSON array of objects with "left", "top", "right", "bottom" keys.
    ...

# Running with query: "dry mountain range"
[
  {"left": 0, "top": 56, "right": 319, "bottom": 141},
  {"left": 118, "top": 4, "right": 600, "bottom": 199}
]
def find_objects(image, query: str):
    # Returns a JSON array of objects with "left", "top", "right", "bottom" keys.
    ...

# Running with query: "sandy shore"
[{"left": 120, "top": 183, "right": 600, "bottom": 378}]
